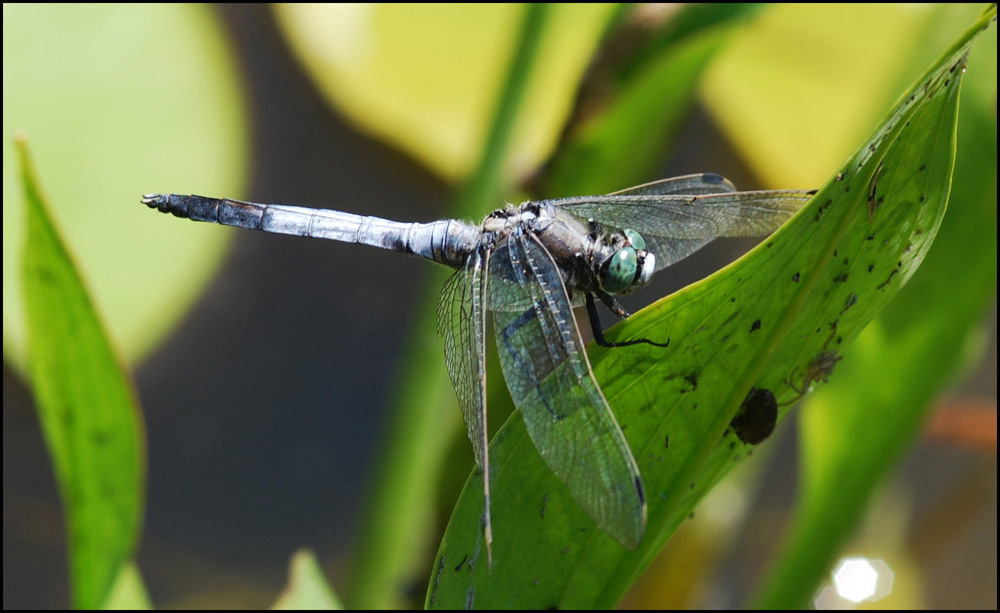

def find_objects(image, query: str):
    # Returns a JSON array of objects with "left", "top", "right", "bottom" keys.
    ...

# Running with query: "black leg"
[{"left": 586, "top": 293, "right": 669, "bottom": 348}]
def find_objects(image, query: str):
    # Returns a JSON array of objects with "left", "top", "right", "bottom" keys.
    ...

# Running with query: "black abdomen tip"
[{"left": 141, "top": 194, "right": 190, "bottom": 218}]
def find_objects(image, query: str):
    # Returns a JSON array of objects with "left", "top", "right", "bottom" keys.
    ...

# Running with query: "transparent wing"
[
  {"left": 606, "top": 172, "right": 736, "bottom": 196},
  {"left": 555, "top": 189, "right": 813, "bottom": 269},
  {"left": 437, "top": 250, "right": 490, "bottom": 472},
  {"left": 491, "top": 227, "right": 646, "bottom": 548},
  {"left": 438, "top": 247, "right": 495, "bottom": 561}
]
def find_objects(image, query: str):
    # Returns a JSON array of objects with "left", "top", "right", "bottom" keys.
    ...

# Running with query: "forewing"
[
  {"left": 437, "top": 250, "right": 489, "bottom": 470},
  {"left": 556, "top": 190, "right": 813, "bottom": 269},
  {"left": 606, "top": 172, "right": 736, "bottom": 196},
  {"left": 491, "top": 227, "right": 646, "bottom": 548}
]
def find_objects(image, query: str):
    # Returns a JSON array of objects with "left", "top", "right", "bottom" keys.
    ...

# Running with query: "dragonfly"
[{"left": 143, "top": 173, "right": 812, "bottom": 564}]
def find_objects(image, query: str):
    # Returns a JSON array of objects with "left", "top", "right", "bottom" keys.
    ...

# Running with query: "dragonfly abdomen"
[{"left": 142, "top": 193, "right": 480, "bottom": 268}]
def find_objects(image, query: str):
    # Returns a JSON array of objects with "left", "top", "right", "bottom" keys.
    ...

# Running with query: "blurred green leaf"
[
  {"left": 3, "top": 4, "right": 248, "bottom": 373},
  {"left": 19, "top": 136, "right": 146, "bottom": 609},
  {"left": 273, "top": 549, "right": 342, "bottom": 610},
  {"left": 428, "top": 6, "right": 986, "bottom": 607},
  {"left": 101, "top": 562, "right": 152, "bottom": 611},
  {"left": 754, "top": 6, "right": 997, "bottom": 607},
  {"left": 545, "top": 3, "right": 762, "bottom": 196}
]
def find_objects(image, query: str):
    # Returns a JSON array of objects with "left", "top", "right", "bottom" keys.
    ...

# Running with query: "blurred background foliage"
[{"left": 3, "top": 3, "right": 995, "bottom": 609}]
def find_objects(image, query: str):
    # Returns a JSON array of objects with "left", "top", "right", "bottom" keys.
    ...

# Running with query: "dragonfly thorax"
[{"left": 490, "top": 201, "right": 658, "bottom": 297}]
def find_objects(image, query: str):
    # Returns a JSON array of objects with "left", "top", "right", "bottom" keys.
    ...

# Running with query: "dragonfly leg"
[{"left": 586, "top": 293, "right": 669, "bottom": 349}]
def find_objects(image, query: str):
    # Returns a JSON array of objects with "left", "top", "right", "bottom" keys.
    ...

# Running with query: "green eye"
[
  {"left": 602, "top": 246, "right": 637, "bottom": 293},
  {"left": 624, "top": 228, "right": 645, "bottom": 250}
]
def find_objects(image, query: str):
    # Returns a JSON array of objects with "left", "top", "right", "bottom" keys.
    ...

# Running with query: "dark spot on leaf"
[
  {"left": 430, "top": 555, "right": 446, "bottom": 604},
  {"left": 664, "top": 435, "right": 669, "bottom": 449},
  {"left": 919, "top": 164, "right": 926, "bottom": 171},
  {"left": 455, "top": 554, "right": 469, "bottom": 571},
  {"left": 766, "top": 241, "right": 773, "bottom": 248},
  {"left": 843, "top": 293, "right": 857, "bottom": 311},
  {"left": 867, "top": 264, "right": 874, "bottom": 273},
  {"left": 792, "top": 272, "right": 800, "bottom": 283},
  {"left": 877, "top": 268, "right": 898, "bottom": 289},
  {"left": 843, "top": 258, "right": 849, "bottom": 266},
  {"left": 814, "top": 198, "right": 833, "bottom": 222},
  {"left": 750, "top": 319, "right": 761, "bottom": 333},
  {"left": 867, "top": 234, "right": 875, "bottom": 241},
  {"left": 730, "top": 387, "right": 778, "bottom": 445},
  {"left": 684, "top": 373, "right": 699, "bottom": 392},
  {"left": 834, "top": 273, "right": 849, "bottom": 283}
]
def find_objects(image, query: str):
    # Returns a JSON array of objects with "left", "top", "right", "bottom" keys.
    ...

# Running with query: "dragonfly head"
[{"left": 598, "top": 228, "right": 655, "bottom": 294}]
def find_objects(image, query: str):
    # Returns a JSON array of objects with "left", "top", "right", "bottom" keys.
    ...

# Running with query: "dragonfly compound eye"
[{"left": 602, "top": 246, "right": 638, "bottom": 294}]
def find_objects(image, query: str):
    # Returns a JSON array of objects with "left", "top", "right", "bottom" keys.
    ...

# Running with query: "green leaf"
[
  {"left": 753, "top": 6, "right": 997, "bottom": 608},
  {"left": 19, "top": 136, "right": 146, "bottom": 609},
  {"left": 273, "top": 549, "right": 342, "bottom": 610},
  {"left": 427, "top": 7, "right": 989, "bottom": 608}
]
